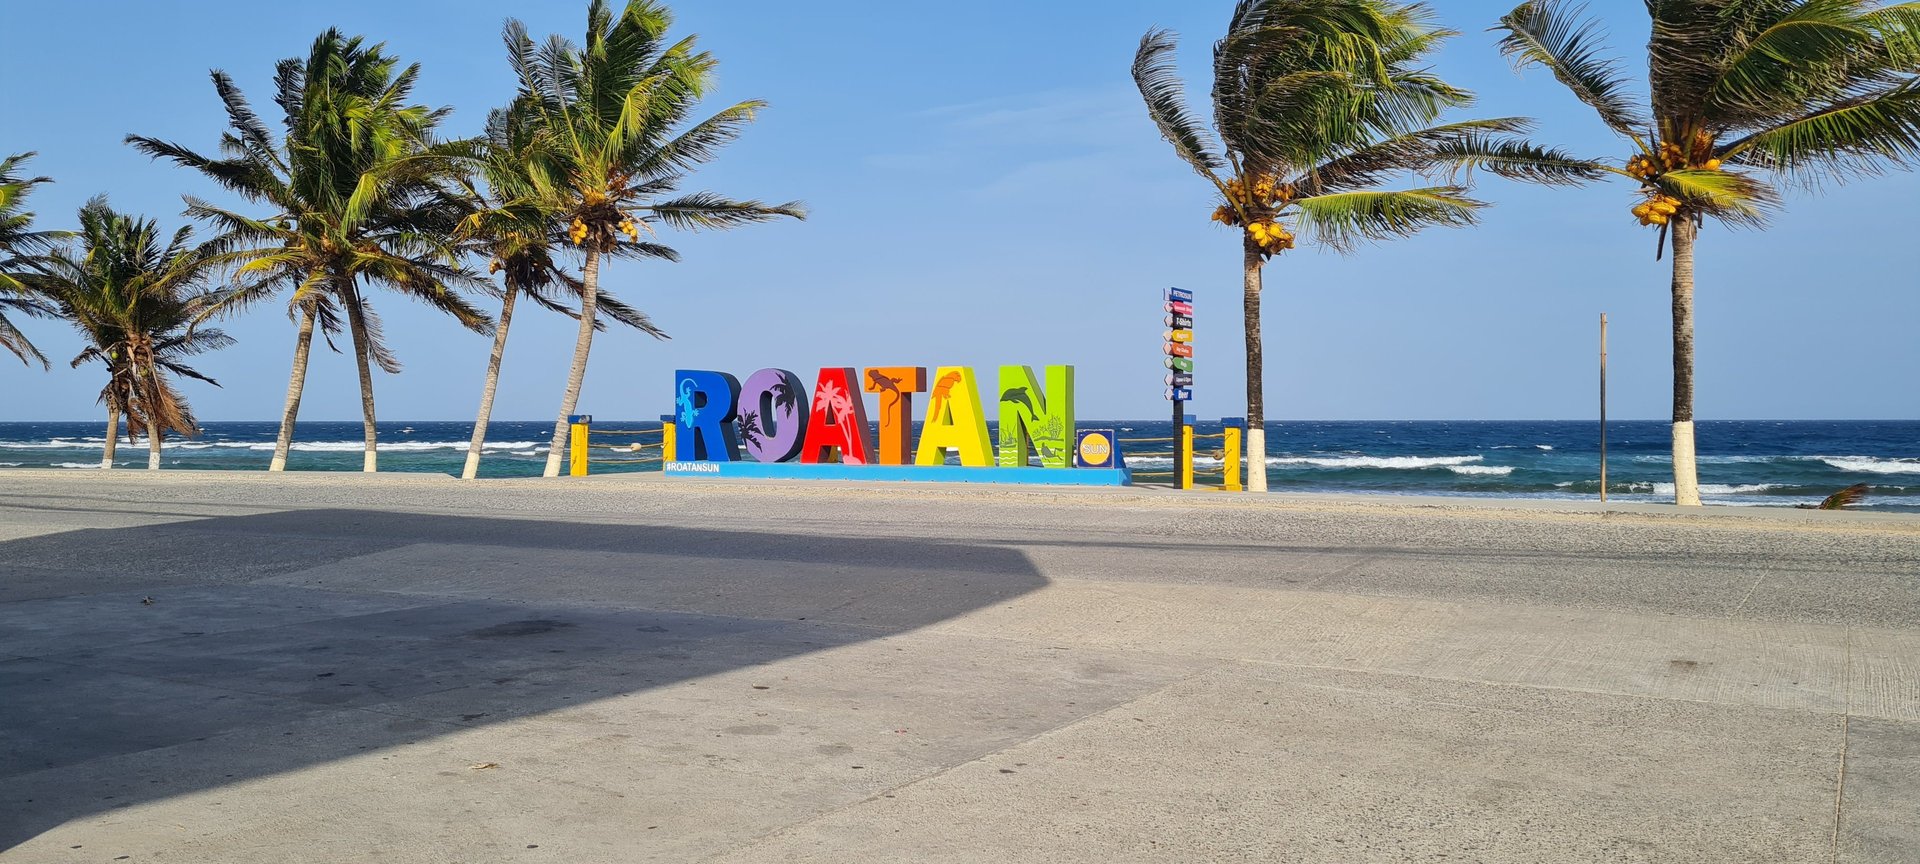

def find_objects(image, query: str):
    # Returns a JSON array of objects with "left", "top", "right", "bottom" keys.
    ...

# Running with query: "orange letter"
[{"left": 863, "top": 366, "right": 926, "bottom": 466}]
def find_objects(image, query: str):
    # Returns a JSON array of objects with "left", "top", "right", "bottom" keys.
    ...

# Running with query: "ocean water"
[{"left": 1, "top": 419, "right": 1915, "bottom": 511}]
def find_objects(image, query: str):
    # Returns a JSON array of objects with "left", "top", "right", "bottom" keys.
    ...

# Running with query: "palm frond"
[
  {"left": 645, "top": 192, "right": 805, "bottom": 231},
  {"left": 1652, "top": 168, "right": 1780, "bottom": 226},
  {"left": 1706, "top": 0, "right": 1876, "bottom": 123},
  {"left": 1133, "top": 28, "right": 1226, "bottom": 179},
  {"left": 1495, "top": 1, "right": 1646, "bottom": 135},
  {"left": 1292, "top": 186, "right": 1484, "bottom": 253},
  {"left": 1426, "top": 130, "right": 1613, "bottom": 186},
  {"left": 1722, "top": 79, "right": 1920, "bottom": 185}
]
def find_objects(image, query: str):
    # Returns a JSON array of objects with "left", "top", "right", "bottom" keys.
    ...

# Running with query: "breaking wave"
[
  {"left": 1818, "top": 456, "right": 1920, "bottom": 475},
  {"left": 1269, "top": 454, "right": 1486, "bottom": 470}
]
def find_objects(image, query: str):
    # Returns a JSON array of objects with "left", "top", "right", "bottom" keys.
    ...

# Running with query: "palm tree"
[
  {"left": 1495, "top": 1, "right": 1920, "bottom": 505},
  {"left": 456, "top": 103, "right": 666, "bottom": 481},
  {"left": 1134, "top": 0, "right": 1593, "bottom": 491},
  {"left": 501, "top": 0, "right": 804, "bottom": 477},
  {"left": 129, "top": 30, "right": 490, "bottom": 473},
  {"left": 0, "top": 152, "right": 64, "bottom": 367},
  {"left": 39, "top": 199, "right": 231, "bottom": 470}
]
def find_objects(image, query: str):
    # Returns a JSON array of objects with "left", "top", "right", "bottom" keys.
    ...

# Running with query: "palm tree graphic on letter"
[{"left": 815, "top": 380, "right": 853, "bottom": 424}]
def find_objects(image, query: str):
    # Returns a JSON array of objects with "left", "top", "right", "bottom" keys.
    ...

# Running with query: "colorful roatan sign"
[{"left": 672, "top": 365, "right": 1076, "bottom": 469}]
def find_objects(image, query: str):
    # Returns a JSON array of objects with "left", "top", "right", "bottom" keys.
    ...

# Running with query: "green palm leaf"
[
  {"left": 1496, "top": 1, "right": 1646, "bottom": 135},
  {"left": 1133, "top": 29, "right": 1225, "bottom": 179},
  {"left": 1293, "top": 186, "right": 1484, "bottom": 252}
]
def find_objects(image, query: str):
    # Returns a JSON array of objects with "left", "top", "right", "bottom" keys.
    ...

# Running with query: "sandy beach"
[{"left": 2, "top": 470, "right": 1917, "bottom": 862}]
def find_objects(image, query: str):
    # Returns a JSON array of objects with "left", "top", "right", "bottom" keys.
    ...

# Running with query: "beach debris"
[
  {"left": 1800, "top": 483, "right": 1870, "bottom": 510},
  {"left": 469, "top": 762, "right": 499, "bottom": 770},
  {"left": 140, "top": 596, "right": 155, "bottom": 605}
]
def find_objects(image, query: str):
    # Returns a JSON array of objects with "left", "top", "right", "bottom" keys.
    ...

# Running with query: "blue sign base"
[{"left": 663, "top": 461, "right": 1131, "bottom": 486}]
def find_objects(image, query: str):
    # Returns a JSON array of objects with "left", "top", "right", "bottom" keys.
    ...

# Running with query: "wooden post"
[
  {"left": 568, "top": 415, "right": 591, "bottom": 477},
  {"left": 1599, "top": 314, "right": 1608, "bottom": 504}
]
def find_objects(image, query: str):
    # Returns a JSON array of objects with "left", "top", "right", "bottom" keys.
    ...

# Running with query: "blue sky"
[{"left": 3, "top": 0, "right": 1915, "bottom": 422}]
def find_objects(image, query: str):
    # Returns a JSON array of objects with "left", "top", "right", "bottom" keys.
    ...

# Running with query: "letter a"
[
  {"left": 799, "top": 367, "right": 874, "bottom": 464},
  {"left": 914, "top": 366, "right": 992, "bottom": 467}
]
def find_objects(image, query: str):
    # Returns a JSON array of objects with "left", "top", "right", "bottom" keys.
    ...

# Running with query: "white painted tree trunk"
[
  {"left": 543, "top": 250, "right": 601, "bottom": 478},
  {"left": 101, "top": 405, "right": 119, "bottom": 469},
  {"left": 270, "top": 306, "right": 318, "bottom": 472},
  {"left": 463, "top": 284, "right": 519, "bottom": 481},
  {"left": 1243, "top": 241, "right": 1268, "bottom": 493},
  {"left": 1669, "top": 219, "right": 1701, "bottom": 506},
  {"left": 147, "top": 415, "right": 162, "bottom": 471},
  {"left": 342, "top": 279, "right": 380, "bottom": 473}
]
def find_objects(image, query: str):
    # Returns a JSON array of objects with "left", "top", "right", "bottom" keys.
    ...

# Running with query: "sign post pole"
[
  {"left": 1599, "top": 313, "right": 1609, "bottom": 504},
  {"left": 1164, "top": 287, "right": 1195, "bottom": 490}
]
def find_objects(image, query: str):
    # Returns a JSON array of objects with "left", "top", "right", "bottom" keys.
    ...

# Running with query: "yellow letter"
[{"left": 914, "top": 366, "right": 992, "bottom": 467}]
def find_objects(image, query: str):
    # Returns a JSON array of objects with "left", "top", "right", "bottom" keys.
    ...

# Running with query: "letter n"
[{"left": 996, "top": 365, "right": 1075, "bottom": 468}]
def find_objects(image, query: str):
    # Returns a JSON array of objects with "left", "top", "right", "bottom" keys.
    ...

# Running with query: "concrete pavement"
[{"left": 1, "top": 469, "right": 1916, "bottom": 862}]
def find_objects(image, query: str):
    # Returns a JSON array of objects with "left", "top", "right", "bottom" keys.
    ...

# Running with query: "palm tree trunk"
[
  {"left": 101, "top": 404, "right": 120, "bottom": 469},
  {"left": 543, "top": 249, "right": 602, "bottom": 478},
  {"left": 269, "top": 305, "right": 318, "bottom": 473},
  {"left": 1669, "top": 218, "right": 1701, "bottom": 507},
  {"left": 1243, "top": 240, "right": 1268, "bottom": 493},
  {"left": 463, "top": 283, "right": 519, "bottom": 481},
  {"left": 341, "top": 278, "right": 380, "bottom": 473},
  {"left": 147, "top": 414, "right": 162, "bottom": 471}
]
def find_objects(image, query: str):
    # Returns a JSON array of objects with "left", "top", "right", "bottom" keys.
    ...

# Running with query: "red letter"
[{"left": 799, "top": 367, "right": 874, "bottom": 464}]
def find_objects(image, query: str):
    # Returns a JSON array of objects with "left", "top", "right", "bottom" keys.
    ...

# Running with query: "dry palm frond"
[{"left": 1801, "top": 483, "right": 1870, "bottom": 510}]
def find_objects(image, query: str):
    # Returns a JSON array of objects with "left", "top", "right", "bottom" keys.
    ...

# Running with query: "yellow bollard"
[
  {"left": 1223, "top": 422, "right": 1243, "bottom": 492},
  {"left": 568, "top": 415, "right": 591, "bottom": 477},
  {"left": 1179, "top": 423, "right": 1195, "bottom": 490}
]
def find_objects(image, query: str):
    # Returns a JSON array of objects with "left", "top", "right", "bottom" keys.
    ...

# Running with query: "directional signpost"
[{"left": 1163, "top": 288, "right": 1194, "bottom": 488}]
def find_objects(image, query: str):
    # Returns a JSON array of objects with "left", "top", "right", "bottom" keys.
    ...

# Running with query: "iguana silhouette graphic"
[
  {"left": 866, "top": 369, "right": 904, "bottom": 415},
  {"left": 675, "top": 379, "right": 698, "bottom": 427}
]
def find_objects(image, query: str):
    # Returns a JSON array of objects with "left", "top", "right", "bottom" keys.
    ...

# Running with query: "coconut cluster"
[
  {"left": 565, "top": 189, "right": 644, "bottom": 248},
  {"left": 1625, "top": 132, "right": 1723, "bottom": 227},
  {"left": 1210, "top": 174, "right": 1297, "bottom": 256}
]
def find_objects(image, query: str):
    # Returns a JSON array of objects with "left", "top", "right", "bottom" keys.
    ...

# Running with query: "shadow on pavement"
[{"left": 0, "top": 508, "right": 1047, "bottom": 850}]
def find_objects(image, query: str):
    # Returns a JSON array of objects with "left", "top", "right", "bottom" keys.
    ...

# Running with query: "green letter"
[{"left": 996, "top": 365, "right": 1075, "bottom": 468}]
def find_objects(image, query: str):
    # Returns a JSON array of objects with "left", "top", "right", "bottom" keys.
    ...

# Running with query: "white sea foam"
[
  {"left": 51, "top": 462, "right": 103, "bottom": 469},
  {"left": 1268, "top": 454, "right": 1485, "bottom": 470},
  {"left": 1819, "top": 456, "right": 1920, "bottom": 475},
  {"left": 1, "top": 438, "right": 551, "bottom": 453},
  {"left": 1651, "top": 482, "right": 1781, "bottom": 496},
  {"left": 1124, "top": 456, "right": 1227, "bottom": 469},
  {"left": 1449, "top": 464, "right": 1514, "bottom": 476},
  {"left": 1535, "top": 444, "right": 1554, "bottom": 450},
  {"left": 0, "top": 462, "right": 19, "bottom": 467},
  {"left": 207, "top": 440, "right": 547, "bottom": 453}
]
